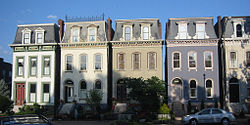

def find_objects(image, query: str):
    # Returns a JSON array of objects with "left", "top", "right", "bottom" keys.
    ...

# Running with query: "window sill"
[
  {"left": 205, "top": 68, "right": 213, "bottom": 71},
  {"left": 94, "top": 70, "right": 102, "bottom": 72},
  {"left": 42, "top": 75, "right": 51, "bottom": 77},
  {"left": 188, "top": 68, "right": 197, "bottom": 71},
  {"left": 65, "top": 70, "right": 73, "bottom": 73},
  {"left": 79, "top": 70, "right": 87, "bottom": 73},
  {"left": 172, "top": 68, "right": 181, "bottom": 71}
]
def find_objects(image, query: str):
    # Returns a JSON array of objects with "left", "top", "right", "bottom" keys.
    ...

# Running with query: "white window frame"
[
  {"left": 71, "top": 27, "right": 80, "bottom": 42},
  {"left": 189, "top": 79, "right": 197, "bottom": 98},
  {"left": 188, "top": 51, "right": 197, "bottom": 70},
  {"left": 65, "top": 55, "right": 73, "bottom": 71},
  {"left": 140, "top": 24, "right": 152, "bottom": 40},
  {"left": 229, "top": 51, "right": 238, "bottom": 68},
  {"left": 42, "top": 83, "right": 50, "bottom": 103},
  {"left": 172, "top": 51, "right": 181, "bottom": 70},
  {"left": 204, "top": 51, "right": 213, "bottom": 70},
  {"left": 117, "top": 53, "right": 125, "bottom": 70},
  {"left": 80, "top": 54, "right": 87, "bottom": 71},
  {"left": 123, "top": 25, "right": 133, "bottom": 41},
  {"left": 246, "top": 51, "right": 250, "bottom": 68},
  {"left": 231, "top": 20, "right": 246, "bottom": 38},
  {"left": 94, "top": 54, "right": 102, "bottom": 70},
  {"left": 175, "top": 21, "right": 191, "bottom": 39},
  {"left": 35, "top": 27, "right": 45, "bottom": 44},
  {"left": 29, "top": 83, "right": 37, "bottom": 103},
  {"left": 22, "top": 28, "right": 31, "bottom": 44},
  {"left": 29, "top": 57, "right": 37, "bottom": 76},
  {"left": 95, "top": 80, "right": 102, "bottom": 90},
  {"left": 142, "top": 26, "right": 149, "bottom": 40},
  {"left": 193, "top": 21, "right": 209, "bottom": 39},
  {"left": 17, "top": 57, "right": 24, "bottom": 76},
  {"left": 88, "top": 27, "right": 97, "bottom": 42},
  {"left": 205, "top": 79, "right": 213, "bottom": 98},
  {"left": 148, "top": 52, "right": 157, "bottom": 70},
  {"left": 132, "top": 52, "right": 141, "bottom": 70},
  {"left": 43, "top": 56, "right": 51, "bottom": 75}
]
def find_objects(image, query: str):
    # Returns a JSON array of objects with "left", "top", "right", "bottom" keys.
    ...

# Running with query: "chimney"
[
  {"left": 58, "top": 19, "right": 64, "bottom": 42},
  {"left": 217, "top": 16, "right": 222, "bottom": 39},
  {"left": 107, "top": 17, "right": 112, "bottom": 41}
]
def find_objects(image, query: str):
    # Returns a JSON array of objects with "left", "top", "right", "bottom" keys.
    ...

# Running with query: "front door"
[
  {"left": 229, "top": 84, "right": 239, "bottom": 102},
  {"left": 117, "top": 84, "right": 127, "bottom": 102},
  {"left": 172, "top": 85, "right": 182, "bottom": 101},
  {"left": 16, "top": 83, "right": 25, "bottom": 105}
]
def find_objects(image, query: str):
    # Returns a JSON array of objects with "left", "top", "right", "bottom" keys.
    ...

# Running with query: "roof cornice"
[{"left": 18, "top": 23, "right": 56, "bottom": 27}]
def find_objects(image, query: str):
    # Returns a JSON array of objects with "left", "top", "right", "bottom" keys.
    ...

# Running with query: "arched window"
[
  {"left": 206, "top": 79, "right": 213, "bottom": 98},
  {"left": 125, "top": 27, "right": 131, "bottom": 41},
  {"left": 143, "top": 26, "right": 149, "bottom": 40},
  {"left": 172, "top": 78, "right": 182, "bottom": 85},
  {"left": 95, "top": 80, "right": 101, "bottom": 89},
  {"left": 190, "top": 80, "right": 197, "bottom": 98},
  {"left": 229, "top": 77, "right": 238, "bottom": 83},
  {"left": 80, "top": 80, "right": 87, "bottom": 90},
  {"left": 236, "top": 24, "right": 242, "bottom": 37}
]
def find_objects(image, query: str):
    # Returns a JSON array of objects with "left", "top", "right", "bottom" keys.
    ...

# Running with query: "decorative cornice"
[
  {"left": 9, "top": 43, "right": 58, "bottom": 47},
  {"left": 111, "top": 40, "right": 163, "bottom": 47},
  {"left": 166, "top": 39, "right": 218, "bottom": 47},
  {"left": 223, "top": 39, "right": 250, "bottom": 45},
  {"left": 59, "top": 42, "right": 108, "bottom": 48}
]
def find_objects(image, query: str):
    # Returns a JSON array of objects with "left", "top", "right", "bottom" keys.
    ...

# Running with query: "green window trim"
[
  {"left": 41, "top": 82, "right": 50, "bottom": 103},
  {"left": 28, "top": 83, "right": 37, "bottom": 103},
  {"left": 42, "top": 55, "right": 51, "bottom": 77},
  {"left": 16, "top": 57, "right": 25, "bottom": 78},
  {"left": 29, "top": 56, "right": 38, "bottom": 78}
]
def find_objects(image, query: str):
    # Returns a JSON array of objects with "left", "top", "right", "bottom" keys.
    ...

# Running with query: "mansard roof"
[
  {"left": 167, "top": 17, "right": 217, "bottom": 40},
  {"left": 112, "top": 18, "right": 162, "bottom": 41},
  {"left": 61, "top": 20, "right": 109, "bottom": 43},
  {"left": 13, "top": 23, "right": 59, "bottom": 44},
  {"left": 221, "top": 16, "right": 250, "bottom": 38}
]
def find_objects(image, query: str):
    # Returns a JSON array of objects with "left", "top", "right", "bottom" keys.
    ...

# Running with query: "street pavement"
[{"left": 52, "top": 120, "right": 113, "bottom": 125}]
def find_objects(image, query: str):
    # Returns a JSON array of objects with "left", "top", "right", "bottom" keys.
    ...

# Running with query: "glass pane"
[
  {"left": 118, "top": 54, "right": 124, "bottom": 69},
  {"left": 30, "top": 84, "right": 36, "bottom": 93},
  {"left": 125, "top": 27, "right": 131, "bottom": 33},
  {"left": 212, "top": 109, "right": 222, "bottom": 114},
  {"left": 133, "top": 53, "right": 140, "bottom": 69},
  {"left": 95, "top": 81, "right": 101, "bottom": 89},
  {"left": 66, "top": 56, "right": 72, "bottom": 70},
  {"left": 205, "top": 52, "right": 212, "bottom": 67},
  {"left": 43, "top": 84, "right": 49, "bottom": 93},
  {"left": 80, "top": 81, "right": 87, "bottom": 90},
  {"left": 191, "top": 89, "right": 196, "bottom": 97},
  {"left": 206, "top": 80, "right": 212, "bottom": 88},
  {"left": 149, "top": 53, "right": 156, "bottom": 69},
  {"left": 95, "top": 55, "right": 101, "bottom": 70},
  {"left": 81, "top": 55, "right": 86, "bottom": 70},
  {"left": 206, "top": 88, "right": 212, "bottom": 97},
  {"left": 190, "top": 80, "right": 196, "bottom": 88}
]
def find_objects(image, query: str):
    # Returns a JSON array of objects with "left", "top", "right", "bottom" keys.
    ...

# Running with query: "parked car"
[
  {"left": 0, "top": 114, "right": 52, "bottom": 125},
  {"left": 182, "top": 108, "right": 236, "bottom": 125}
]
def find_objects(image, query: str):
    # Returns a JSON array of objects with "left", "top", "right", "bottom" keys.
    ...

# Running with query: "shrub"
[
  {"left": 159, "top": 104, "right": 170, "bottom": 114},
  {"left": 0, "top": 95, "right": 13, "bottom": 114},
  {"left": 86, "top": 89, "right": 103, "bottom": 113}
]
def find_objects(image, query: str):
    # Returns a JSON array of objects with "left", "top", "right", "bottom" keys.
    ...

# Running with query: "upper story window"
[
  {"left": 204, "top": 51, "right": 213, "bottom": 69},
  {"left": 80, "top": 80, "right": 87, "bottom": 90},
  {"left": 43, "top": 57, "right": 50, "bottom": 75},
  {"left": 190, "top": 80, "right": 197, "bottom": 98},
  {"left": 88, "top": 28, "right": 97, "bottom": 41},
  {"left": 35, "top": 27, "right": 45, "bottom": 44},
  {"left": 206, "top": 79, "right": 213, "bottom": 98},
  {"left": 173, "top": 52, "right": 181, "bottom": 69},
  {"left": 30, "top": 57, "right": 37, "bottom": 76},
  {"left": 188, "top": 51, "right": 197, "bottom": 69},
  {"left": 176, "top": 22, "right": 189, "bottom": 39},
  {"left": 95, "top": 80, "right": 101, "bottom": 89},
  {"left": 132, "top": 53, "right": 140, "bottom": 70},
  {"left": 246, "top": 51, "right": 250, "bottom": 67},
  {"left": 196, "top": 23, "right": 205, "bottom": 39},
  {"left": 71, "top": 27, "right": 80, "bottom": 42},
  {"left": 236, "top": 24, "right": 242, "bottom": 37},
  {"left": 22, "top": 28, "right": 31, "bottom": 44},
  {"left": 229, "top": 52, "right": 237, "bottom": 68},
  {"left": 95, "top": 54, "right": 102, "bottom": 70},
  {"left": 125, "top": 27, "right": 131, "bottom": 41},
  {"left": 66, "top": 55, "right": 73, "bottom": 71},
  {"left": 80, "top": 54, "right": 87, "bottom": 70},
  {"left": 148, "top": 52, "right": 156, "bottom": 70},
  {"left": 143, "top": 26, "right": 149, "bottom": 40},
  {"left": 117, "top": 53, "right": 125, "bottom": 70},
  {"left": 17, "top": 57, "right": 24, "bottom": 76}
]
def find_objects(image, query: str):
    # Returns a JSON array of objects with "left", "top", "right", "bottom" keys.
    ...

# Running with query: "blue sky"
[{"left": 0, "top": 0, "right": 249, "bottom": 63}]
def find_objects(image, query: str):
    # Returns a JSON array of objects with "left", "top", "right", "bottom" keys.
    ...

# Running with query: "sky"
[{"left": 0, "top": 0, "right": 250, "bottom": 64}]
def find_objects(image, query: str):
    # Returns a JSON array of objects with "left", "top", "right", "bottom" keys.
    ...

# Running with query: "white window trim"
[
  {"left": 189, "top": 79, "right": 197, "bottom": 99},
  {"left": 122, "top": 25, "right": 134, "bottom": 41},
  {"left": 188, "top": 51, "right": 197, "bottom": 71},
  {"left": 65, "top": 54, "right": 73, "bottom": 71},
  {"left": 29, "top": 57, "right": 37, "bottom": 76},
  {"left": 117, "top": 53, "right": 126, "bottom": 70},
  {"left": 193, "top": 21, "right": 209, "bottom": 39},
  {"left": 42, "top": 83, "right": 50, "bottom": 103},
  {"left": 147, "top": 52, "right": 157, "bottom": 70},
  {"left": 172, "top": 51, "right": 181, "bottom": 71},
  {"left": 22, "top": 28, "right": 31, "bottom": 44},
  {"left": 17, "top": 57, "right": 24, "bottom": 77},
  {"left": 71, "top": 26, "right": 80, "bottom": 42},
  {"left": 140, "top": 24, "right": 152, "bottom": 40},
  {"left": 88, "top": 27, "right": 97, "bottom": 42},
  {"left": 94, "top": 80, "right": 102, "bottom": 90},
  {"left": 175, "top": 21, "right": 191, "bottom": 39},
  {"left": 132, "top": 52, "right": 141, "bottom": 70},
  {"left": 43, "top": 56, "right": 51, "bottom": 76},
  {"left": 205, "top": 78, "right": 214, "bottom": 98},
  {"left": 245, "top": 50, "right": 250, "bottom": 68},
  {"left": 204, "top": 51, "right": 213, "bottom": 70},
  {"left": 79, "top": 80, "right": 87, "bottom": 91},
  {"left": 79, "top": 54, "right": 87, "bottom": 71},
  {"left": 35, "top": 27, "right": 45, "bottom": 44},
  {"left": 229, "top": 51, "right": 238, "bottom": 68},
  {"left": 231, "top": 19, "right": 247, "bottom": 38},
  {"left": 94, "top": 53, "right": 102, "bottom": 70}
]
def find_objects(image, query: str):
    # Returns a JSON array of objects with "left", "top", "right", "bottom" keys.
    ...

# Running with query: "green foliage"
[
  {"left": 0, "top": 79, "right": 10, "bottom": 97},
  {"left": 0, "top": 95, "right": 13, "bottom": 114},
  {"left": 159, "top": 104, "right": 170, "bottom": 114},
  {"left": 200, "top": 99, "right": 204, "bottom": 110},
  {"left": 124, "top": 76, "right": 166, "bottom": 113},
  {"left": 187, "top": 100, "right": 192, "bottom": 114},
  {"left": 86, "top": 89, "right": 103, "bottom": 113},
  {"left": 15, "top": 103, "right": 41, "bottom": 115}
]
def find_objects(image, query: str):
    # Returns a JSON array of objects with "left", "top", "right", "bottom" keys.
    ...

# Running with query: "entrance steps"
[
  {"left": 58, "top": 103, "right": 76, "bottom": 115},
  {"left": 13, "top": 105, "right": 22, "bottom": 113},
  {"left": 172, "top": 101, "right": 185, "bottom": 117}
]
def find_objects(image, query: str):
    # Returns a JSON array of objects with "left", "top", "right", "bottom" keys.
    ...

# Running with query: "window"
[
  {"left": 179, "top": 23, "right": 188, "bottom": 39},
  {"left": 199, "top": 109, "right": 211, "bottom": 115},
  {"left": 230, "top": 52, "right": 237, "bottom": 68},
  {"left": 117, "top": 53, "right": 125, "bottom": 70},
  {"left": 43, "top": 57, "right": 50, "bottom": 75},
  {"left": 204, "top": 52, "right": 212, "bottom": 68},
  {"left": 35, "top": 28, "right": 45, "bottom": 44},
  {"left": 37, "top": 33, "right": 43, "bottom": 44},
  {"left": 206, "top": 79, "right": 213, "bottom": 98},
  {"left": 66, "top": 55, "right": 73, "bottom": 70},
  {"left": 173, "top": 52, "right": 180, "bottom": 69},
  {"left": 236, "top": 24, "right": 242, "bottom": 37},
  {"left": 43, "top": 84, "right": 50, "bottom": 102},
  {"left": 190, "top": 80, "right": 197, "bottom": 98},
  {"left": 172, "top": 78, "right": 182, "bottom": 85},
  {"left": 80, "top": 80, "right": 87, "bottom": 90},
  {"left": 143, "top": 26, "right": 149, "bottom": 40},
  {"left": 95, "top": 80, "right": 101, "bottom": 89},
  {"left": 30, "top": 57, "right": 37, "bottom": 76},
  {"left": 212, "top": 109, "right": 222, "bottom": 114},
  {"left": 125, "top": 27, "right": 131, "bottom": 41},
  {"left": 95, "top": 54, "right": 102, "bottom": 70},
  {"left": 148, "top": 52, "right": 156, "bottom": 70},
  {"left": 188, "top": 51, "right": 197, "bottom": 68},
  {"left": 72, "top": 28, "right": 79, "bottom": 42},
  {"left": 88, "top": 28, "right": 96, "bottom": 41},
  {"left": 133, "top": 53, "right": 140, "bottom": 70},
  {"left": 196, "top": 23, "right": 205, "bottom": 39},
  {"left": 24, "top": 33, "right": 30, "bottom": 44},
  {"left": 17, "top": 58, "right": 24, "bottom": 76},
  {"left": 80, "top": 55, "right": 87, "bottom": 70},
  {"left": 246, "top": 51, "right": 250, "bottom": 67},
  {"left": 30, "top": 84, "right": 36, "bottom": 102},
  {"left": 2, "top": 70, "right": 5, "bottom": 78}
]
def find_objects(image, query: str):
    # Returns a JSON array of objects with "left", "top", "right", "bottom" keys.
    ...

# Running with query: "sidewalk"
[{"left": 52, "top": 120, "right": 113, "bottom": 125}]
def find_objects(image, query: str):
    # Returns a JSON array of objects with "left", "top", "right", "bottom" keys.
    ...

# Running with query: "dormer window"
[
  {"left": 236, "top": 24, "right": 242, "bottom": 37},
  {"left": 88, "top": 28, "right": 97, "bottom": 41},
  {"left": 175, "top": 21, "right": 190, "bottom": 39},
  {"left": 35, "top": 27, "right": 45, "bottom": 44},
  {"left": 72, "top": 28, "right": 79, "bottom": 42},
  {"left": 232, "top": 20, "right": 245, "bottom": 38},
  {"left": 125, "top": 27, "right": 131, "bottom": 41},
  {"left": 122, "top": 25, "right": 133, "bottom": 41},
  {"left": 22, "top": 28, "right": 31, "bottom": 44},
  {"left": 194, "top": 21, "right": 208, "bottom": 39},
  {"left": 143, "top": 26, "right": 149, "bottom": 40},
  {"left": 139, "top": 24, "right": 152, "bottom": 40}
]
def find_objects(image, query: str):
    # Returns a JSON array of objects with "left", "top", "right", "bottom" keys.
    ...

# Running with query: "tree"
[
  {"left": 0, "top": 95, "right": 13, "bottom": 114},
  {"left": 86, "top": 89, "right": 103, "bottom": 113},
  {"left": 0, "top": 79, "right": 10, "bottom": 98},
  {"left": 124, "top": 76, "right": 165, "bottom": 113}
]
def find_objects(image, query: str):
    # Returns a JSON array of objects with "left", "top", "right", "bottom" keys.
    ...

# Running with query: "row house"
[
  {"left": 10, "top": 23, "right": 60, "bottom": 106},
  {"left": 217, "top": 16, "right": 250, "bottom": 113},
  {"left": 111, "top": 19, "right": 163, "bottom": 102},
  {"left": 166, "top": 17, "right": 220, "bottom": 115}
]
